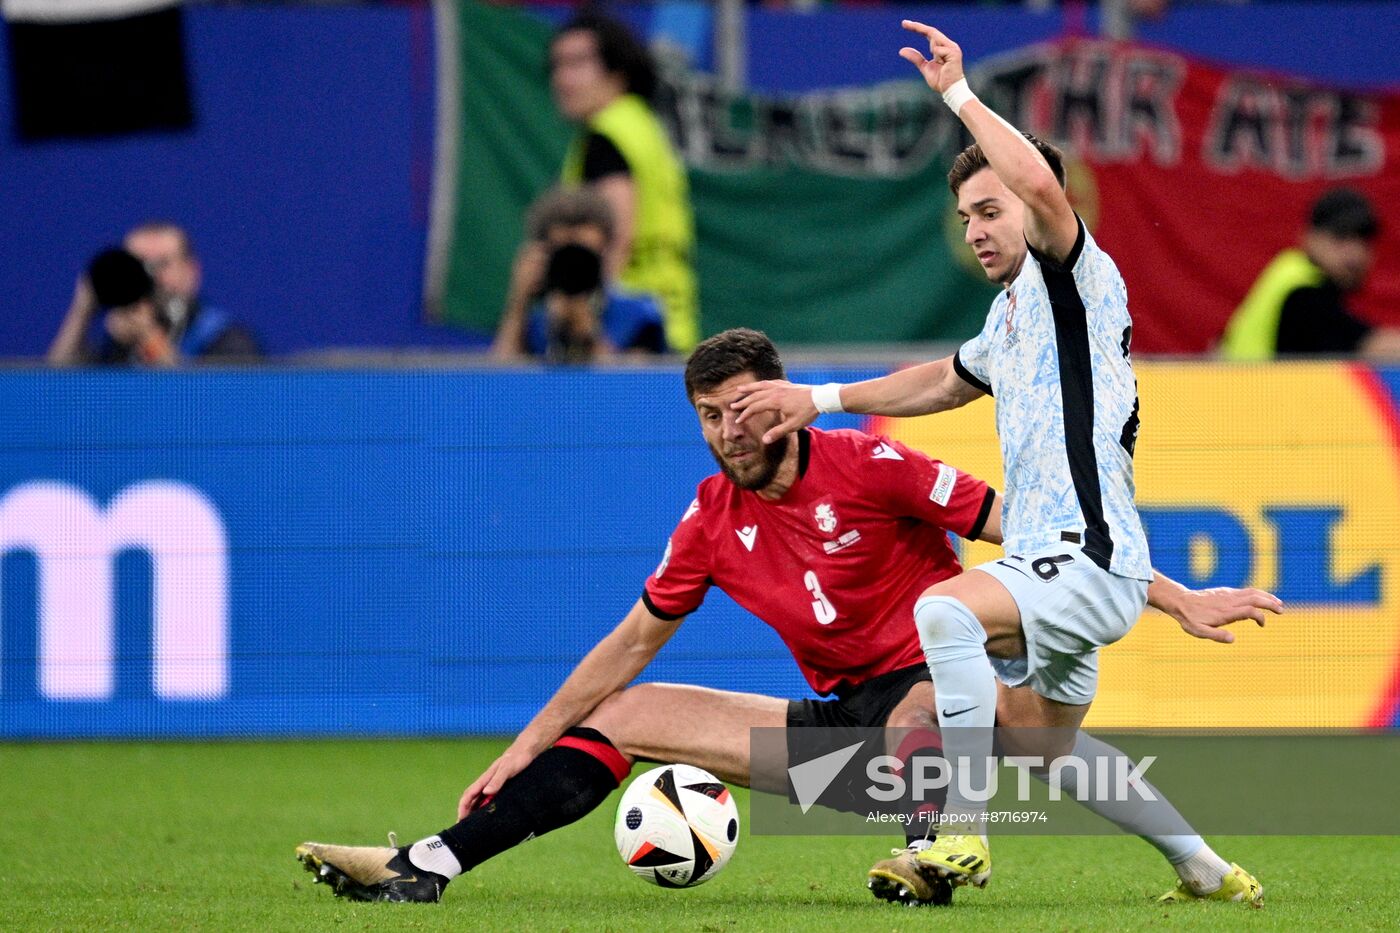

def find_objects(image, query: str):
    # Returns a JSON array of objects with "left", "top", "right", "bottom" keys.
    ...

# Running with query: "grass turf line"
[{"left": 2, "top": 738, "right": 1395, "bottom": 931}]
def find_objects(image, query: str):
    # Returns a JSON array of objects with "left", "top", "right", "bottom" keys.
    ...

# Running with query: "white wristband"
[
  {"left": 941, "top": 77, "right": 977, "bottom": 115},
  {"left": 811, "top": 383, "right": 845, "bottom": 415}
]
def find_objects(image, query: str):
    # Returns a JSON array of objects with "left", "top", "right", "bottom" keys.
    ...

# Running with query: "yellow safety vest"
[
  {"left": 562, "top": 94, "right": 698, "bottom": 352},
  {"left": 1219, "top": 249, "right": 1325, "bottom": 361}
]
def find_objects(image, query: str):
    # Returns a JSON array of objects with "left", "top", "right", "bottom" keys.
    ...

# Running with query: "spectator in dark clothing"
[
  {"left": 48, "top": 222, "right": 260, "bottom": 365},
  {"left": 1221, "top": 189, "right": 1400, "bottom": 359},
  {"left": 124, "top": 222, "right": 260, "bottom": 358},
  {"left": 49, "top": 248, "right": 176, "bottom": 367},
  {"left": 492, "top": 12, "right": 697, "bottom": 356},
  {"left": 493, "top": 187, "right": 668, "bottom": 363}
]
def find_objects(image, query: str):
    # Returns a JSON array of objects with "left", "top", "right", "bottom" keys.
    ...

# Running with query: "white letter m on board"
[{"left": 0, "top": 481, "right": 228, "bottom": 700}]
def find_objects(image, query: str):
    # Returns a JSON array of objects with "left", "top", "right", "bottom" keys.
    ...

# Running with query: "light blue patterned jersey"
[{"left": 955, "top": 218, "right": 1151, "bottom": 580}]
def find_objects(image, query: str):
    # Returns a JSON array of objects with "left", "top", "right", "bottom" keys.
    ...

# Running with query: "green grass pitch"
[{"left": 3, "top": 738, "right": 1396, "bottom": 931}]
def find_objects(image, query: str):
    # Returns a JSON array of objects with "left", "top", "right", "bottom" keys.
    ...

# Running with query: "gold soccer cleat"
[
  {"left": 867, "top": 845, "right": 955, "bottom": 906},
  {"left": 295, "top": 840, "right": 446, "bottom": 903}
]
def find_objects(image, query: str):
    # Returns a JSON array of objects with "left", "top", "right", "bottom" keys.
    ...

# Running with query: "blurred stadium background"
[{"left": 1, "top": 0, "right": 1399, "bottom": 753}]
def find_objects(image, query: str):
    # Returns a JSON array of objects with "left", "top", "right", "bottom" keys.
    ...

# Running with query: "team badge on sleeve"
[
  {"left": 930, "top": 463, "right": 958, "bottom": 507},
  {"left": 814, "top": 502, "right": 838, "bottom": 534},
  {"left": 654, "top": 538, "right": 673, "bottom": 578}
]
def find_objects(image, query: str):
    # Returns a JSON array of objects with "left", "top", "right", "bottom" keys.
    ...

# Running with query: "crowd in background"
[{"left": 37, "top": 4, "right": 1392, "bottom": 367}]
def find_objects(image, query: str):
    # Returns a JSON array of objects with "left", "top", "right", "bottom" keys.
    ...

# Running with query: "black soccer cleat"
[{"left": 295, "top": 841, "right": 446, "bottom": 903}]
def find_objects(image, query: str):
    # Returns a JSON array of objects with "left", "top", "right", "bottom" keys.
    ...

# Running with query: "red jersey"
[{"left": 644, "top": 428, "right": 995, "bottom": 696}]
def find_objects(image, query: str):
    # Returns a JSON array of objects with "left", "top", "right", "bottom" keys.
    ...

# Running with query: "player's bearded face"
[
  {"left": 694, "top": 379, "right": 791, "bottom": 491},
  {"left": 710, "top": 428, "right": 788, "bottom": 491}
]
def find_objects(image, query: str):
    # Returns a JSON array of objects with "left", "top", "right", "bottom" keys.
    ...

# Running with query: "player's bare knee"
[
  {"left": 886, "top": 699, "right": 937, "bottom": 732},
  {"left": 581, "top": 683, "right": 666, "bottom": 755},
  {"left": 579, "top": 688, "right": 638, "bottom": 742}
]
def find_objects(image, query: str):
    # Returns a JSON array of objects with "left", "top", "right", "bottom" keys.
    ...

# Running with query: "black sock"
[
  {"left": 895, "top": 733, "right": 945, "bottom": 847},
  {"left": 436, "top": 727, "right": 630, "bottom": 873}
]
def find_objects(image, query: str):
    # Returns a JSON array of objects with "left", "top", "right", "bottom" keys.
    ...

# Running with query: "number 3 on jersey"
[{"left": 804, "top": 570, "right": 837, "bottom": 625}]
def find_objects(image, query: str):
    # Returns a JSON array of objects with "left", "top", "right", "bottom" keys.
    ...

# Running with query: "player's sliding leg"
[
  {"left": 904, "top": 571, "right": 1024, "bottom": 889},
  {"left": 297, "top": 684, "right": 786, "bottom": 902},
  {"left": 587, "top": 682, "right": 790, "bottom": 790},
  {"left": 996, "top": 685, "right": 1263, "bottom": 906},
  {"left": 296, "top": 724, "right": 633, "bottom": 902}
]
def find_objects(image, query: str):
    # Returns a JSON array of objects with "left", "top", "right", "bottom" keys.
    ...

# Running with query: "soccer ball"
[{"left": 614, "top": 764, "right": 740, "bottom": 887}]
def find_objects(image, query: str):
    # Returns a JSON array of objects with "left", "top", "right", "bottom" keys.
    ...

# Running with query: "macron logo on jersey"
[
  {"left": 871, "top": 443, "right": 904, "bottom": 461},
  {"left": 682, "top": 499, "right": 699, "bottom": 522},
  {"left": 736, "top": 525, "right": 758, "bottom": 551}
]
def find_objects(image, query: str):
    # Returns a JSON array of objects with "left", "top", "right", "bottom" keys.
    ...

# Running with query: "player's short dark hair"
[
  {"left": 1309, "top": 188, "right": 1379, "bottom": 241},
  {"left": 948, "top": 133, "right": 1066, "bottom": 197},
  {"left": 685, "top": 328, "right": 785, "bottom": 401},
  {"left": 554, "top": 11, "right": 657, "bottom": 102},
  {"left": 525, "top": 187, "right": 615, "bottom": 244}
]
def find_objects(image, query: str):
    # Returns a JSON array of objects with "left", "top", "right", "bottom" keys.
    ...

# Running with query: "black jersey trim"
[
  {"left": 1027, "top": 213, "right": 1087, "bottom": 273},
  {"left": 1040, "top": 221, "right": 1114, "bottom": 573},
  {"left": 953, "top": 351, "right": 993, "bottom": 397},
  {"left": 797, "top": 428, "right": 811, "bottom": 477},
  {"left": 967, "top": 486, "right": 997, "bottom": 541},
  {"left": 641, "top": 589, "right": 691, "bottom": 621}
]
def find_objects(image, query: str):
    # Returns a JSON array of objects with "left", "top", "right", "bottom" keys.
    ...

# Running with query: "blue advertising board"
[
  {"left": 5, "top": 364, "right": 1399, "bottom": 738},
  {"left": 0, "top": 367, "right": 876, "bottom": 738}
]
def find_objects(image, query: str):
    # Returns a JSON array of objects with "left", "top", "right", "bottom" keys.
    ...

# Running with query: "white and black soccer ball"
[{"left": 614, "top": 764, "right": 740, "bottom": 888}]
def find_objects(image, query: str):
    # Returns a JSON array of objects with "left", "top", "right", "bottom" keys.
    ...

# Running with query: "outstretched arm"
[
  {"left": 900, "top": 19, "right": 1078, "bottom": 262},
  {"left": 458, "top": 598, "right": 681, "bottom": 816},
  {"left": 732, "top": 355, "right": 985, "bottom": 446},
  {"left": 971, "top": 503, "right": 1281, "bottom": 644}
]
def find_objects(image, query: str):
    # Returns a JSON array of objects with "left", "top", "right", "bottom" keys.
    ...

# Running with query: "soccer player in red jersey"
[{"left": 296, "top": 329, "right": 1278, "bottom": 906}]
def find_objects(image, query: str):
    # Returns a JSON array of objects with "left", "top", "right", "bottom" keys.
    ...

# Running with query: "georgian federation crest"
[{"left": 814, "top": 502, "right": 838, "bottom": 534}]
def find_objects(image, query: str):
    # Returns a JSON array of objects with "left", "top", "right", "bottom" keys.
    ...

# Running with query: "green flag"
[{"left": 428, "top": 0, "right": 997, "bottom": 343}]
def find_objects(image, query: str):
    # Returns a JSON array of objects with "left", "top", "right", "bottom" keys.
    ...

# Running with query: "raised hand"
[
  {"left": 731, "top": 379, "right": 819, "bottom": 446},
  {"left": 898, "top": 19, "right": 965, "bottom": 94}
]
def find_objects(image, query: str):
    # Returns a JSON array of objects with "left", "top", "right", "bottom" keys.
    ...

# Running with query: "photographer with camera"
[
  {"left": 493, "top": 187, "right": 668, "bottom": 363},
  {"left": 47, "top": 247, "right": 177, "bottom": 367},
  {"left": 47, "top": 222, "right": 259, "bottom": 366}
]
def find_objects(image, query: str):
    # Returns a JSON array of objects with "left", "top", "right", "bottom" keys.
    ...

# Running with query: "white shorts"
[{"left": 972, "top": 549, "right": 1148, "bottom": 706}]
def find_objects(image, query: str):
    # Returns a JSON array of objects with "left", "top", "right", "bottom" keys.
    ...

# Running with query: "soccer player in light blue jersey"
[{"left": 733, "top": 19, "right": 1265, "bottom": 906}]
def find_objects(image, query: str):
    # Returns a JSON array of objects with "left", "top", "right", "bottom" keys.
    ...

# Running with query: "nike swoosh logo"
[{"left": 941, "top": 705, "right": 979, "bottom": 718}]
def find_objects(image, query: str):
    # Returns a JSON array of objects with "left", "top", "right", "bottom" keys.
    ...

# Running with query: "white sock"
[
  {"left": 408, "top": 835, "right": 464, "bottom": 879},
  {"left": 1172, "top": 843, "right": 1231, "bottom": 894},
  {"left": 915, "top": 595, "right": 997, "bottom": 828},
  {"left": 1038, "top": 732, "right": 1202, "bottom": 864}
]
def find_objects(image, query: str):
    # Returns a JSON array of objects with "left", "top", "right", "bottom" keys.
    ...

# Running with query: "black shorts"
[
  {"left": 780, "top": 664, "right": 936, "bottom": 817},
  {"left": 787, "top": 663, "right": 932, "bottom": 731}
]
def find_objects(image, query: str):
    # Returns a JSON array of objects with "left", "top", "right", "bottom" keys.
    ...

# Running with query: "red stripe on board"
[{"left": 1348, "top": 364, "right": 1400, "bottom": 729}]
